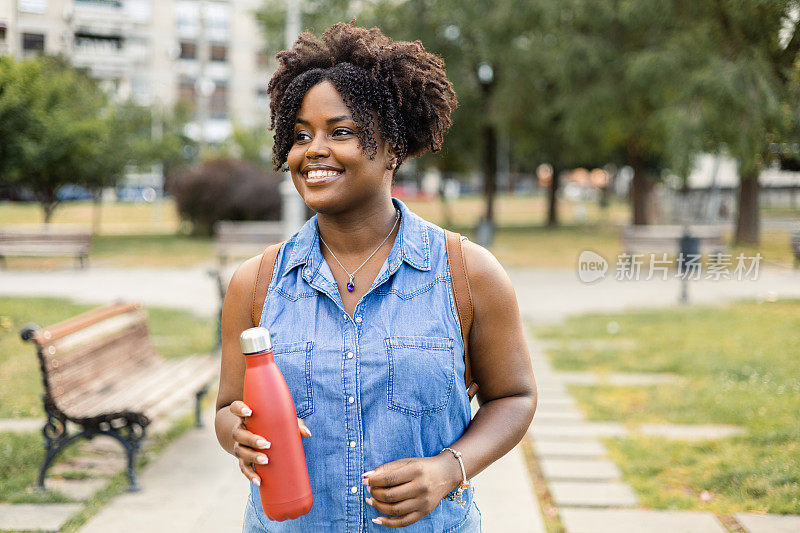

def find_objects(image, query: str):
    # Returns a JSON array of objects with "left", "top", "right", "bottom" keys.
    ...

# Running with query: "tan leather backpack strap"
[
  {"left": 251, "top": 242, "right": 284, "bottom": 328},
  {"left": 445, "top": 230, "right": 478, "bottom": 399}
]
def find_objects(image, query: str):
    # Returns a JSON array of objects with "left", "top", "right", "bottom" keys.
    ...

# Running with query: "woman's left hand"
[{"left": 363, "top": 454, "right": 462, "bottom": 528}]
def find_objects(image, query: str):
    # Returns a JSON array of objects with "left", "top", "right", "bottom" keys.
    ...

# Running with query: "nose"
[{"left": 305, "top": 134, "right": 331, "bottom": 160}]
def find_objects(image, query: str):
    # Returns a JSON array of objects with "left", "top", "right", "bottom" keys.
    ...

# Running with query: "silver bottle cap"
[{"left": 239, "top": 327, "right": 272, "bottom": 355}]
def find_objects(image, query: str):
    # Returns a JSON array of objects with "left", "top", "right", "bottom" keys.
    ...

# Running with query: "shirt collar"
[{"left": 283, "top": 197, "right": 431, "bottom": 277}]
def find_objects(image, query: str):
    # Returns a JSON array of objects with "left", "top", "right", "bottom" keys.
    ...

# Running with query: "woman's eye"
[
  {"left": 332, "top": 127, "right": 354, "bottom": 136},
  {"left": 295, "top": 131, "right": 311, "bottom": 142}
]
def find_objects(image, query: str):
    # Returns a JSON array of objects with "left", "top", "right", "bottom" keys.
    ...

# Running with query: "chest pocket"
[
  {"left": 272, "top": 341, "right": 314, "bottom": 419},
  {"left": 385, "top": 336, "right": 455, "bottom": 417}
]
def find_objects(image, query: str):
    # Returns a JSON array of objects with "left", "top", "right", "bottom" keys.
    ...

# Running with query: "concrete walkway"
[
  {"left": 3, "top": 262, "right": 800, "bottom": 531},
  {"left": 1, "top": 263, "right": 799, "bottom": 323}
]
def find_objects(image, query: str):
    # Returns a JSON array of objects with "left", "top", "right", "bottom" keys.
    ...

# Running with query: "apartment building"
[{"left": 0, "top": 0, "right": 272, "bottom": 143}]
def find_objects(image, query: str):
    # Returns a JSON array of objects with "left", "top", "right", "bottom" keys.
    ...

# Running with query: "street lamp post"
[{"left": 476, "top": 62, "right": 496, "bottom": 247}]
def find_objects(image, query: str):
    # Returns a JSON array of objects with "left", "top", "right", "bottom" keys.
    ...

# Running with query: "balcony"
[{"left": 71, "top": 0, "right": 131, "bottom": 35}]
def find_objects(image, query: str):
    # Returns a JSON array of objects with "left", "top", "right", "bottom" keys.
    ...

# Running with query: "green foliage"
[{"left": 0, "top": 56, "right": 161, "bottom": 222}]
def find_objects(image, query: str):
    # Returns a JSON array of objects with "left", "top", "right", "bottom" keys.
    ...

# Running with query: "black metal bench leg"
[
  {"left": 195, "top": 385, "right": 209, "bottom": 428},
  {"left": 37, "top": 408, "right": 93, "bottom": 491},
  {"left": 102, "top": 419, "right": 147, "bottom": 492}
]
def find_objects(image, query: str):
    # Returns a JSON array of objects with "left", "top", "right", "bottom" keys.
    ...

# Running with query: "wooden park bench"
[
  {"left": 20, "top": 302, "right": 219, "bottom": 491},
  {"left": 214, "top": 220, "right": 284, "bottom": 267},
  {"left": 210, "top": 220, "right": 284, "bottom": 346},
  {"left": 0, "top": 228, "right": 92, "bottom": 268},
  {"left": 792, "top": 230, "right": 800, "bottom": 269},
  {"left": 621, "top": 225, "right": 728, "bottom": 258}
]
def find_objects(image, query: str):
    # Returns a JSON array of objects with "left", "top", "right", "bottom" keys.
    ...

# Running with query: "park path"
[{"left": 2, "top": 263, "right": 800, "bottom": 531}]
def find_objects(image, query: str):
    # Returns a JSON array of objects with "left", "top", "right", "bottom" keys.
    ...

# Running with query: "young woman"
[{"left": 214, "top": 22, "right": 536, "bottom": 532}]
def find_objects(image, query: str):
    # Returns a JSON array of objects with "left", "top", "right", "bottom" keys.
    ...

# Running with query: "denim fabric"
[{"left": 246, "top": 198, "right": 476, "bottom": 532}]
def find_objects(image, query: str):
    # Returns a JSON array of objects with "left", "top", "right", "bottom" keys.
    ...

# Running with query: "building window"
[
  {"left": 0, "top": 25, "right": 7, "bottom": 43},
  {"left": 22, "top": 32, "right": 45, "bottom": 52},
  {"left": 210, "top": 43, "right": 227, "bottom": 62},
  {"left": 178, "top": 77, "right": 196, "bottom": 104},
  {"left": 179, "top": 40, "right": 196, "bottom": 60},
  {"left": 210, "top": 81, "right": 228, "bottom": 118},
  {"left": 74, "top": 33, "right": 122, "bottom": 53}
]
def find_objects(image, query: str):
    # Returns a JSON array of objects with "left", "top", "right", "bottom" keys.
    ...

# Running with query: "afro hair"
[{"left": 266, "top": 21, "right": 458, "bottom": 171}]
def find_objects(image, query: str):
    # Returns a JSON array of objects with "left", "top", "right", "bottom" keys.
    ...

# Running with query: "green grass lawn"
[
  {"left": 534, "top": 299, "right": 800, "bottom": 514},
  {"left": 1, "top": 196, "right": 795, "bottom": 270},
  {"left": 0, "top": 296, "right": 216, "bottom": 505}
]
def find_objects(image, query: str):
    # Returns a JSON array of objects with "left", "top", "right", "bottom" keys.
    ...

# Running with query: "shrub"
[{"left": 167, "top": 158, "right": 282, "bottom": 236}]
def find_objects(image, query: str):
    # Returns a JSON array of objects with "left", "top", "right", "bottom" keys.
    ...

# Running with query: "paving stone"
[
  {"left": 556, "top": 371, "right": 683, "bottom": 386},
  {"left": 530, "top": 422, "right": 627, "bottom": 440},
  {"left": 537, "top": 338, "right": 638, "bottom": 352},
  {"left": 51, "top": 454, "right": 127, "bottom": 478},
  {"left": 43, "top": 477, "right": 110, "bottom": 501},
  {"left": 0, "top": 503, "right": 82, "bottom": 532},
  {"left": 533, "top": 439, "right": 608, "bottom": 459},
  {"left": 560, "top": 508, "right": 727, "bottom": 533},
  {"left": 535, "top": 397, "right": 578, "bottom": 409},
  {"left": 638, "top": 423, "right": 746, "bottom": 440},
  {"left": 533, "top": 410, "right": 586, "bottom": 423},
  {"left": 0, "top": 418, "right": 41, "bottom": 433},
  {"left": 735, "top": 512, "right": 800, "bottom": 533},
  {"left": 549, "top": 481, "right": 638, "bottom": 507},
  {"left": 539, "top": 458, "right": 621, "bottom": 481}
]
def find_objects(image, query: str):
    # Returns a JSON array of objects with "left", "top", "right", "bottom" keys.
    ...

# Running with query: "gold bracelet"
[{"left": 441, "top": 447, "right": 469, "bottom": 506}]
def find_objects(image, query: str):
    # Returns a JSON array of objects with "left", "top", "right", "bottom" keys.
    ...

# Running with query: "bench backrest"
[
  {"left": 214, "top": 221, "right": 284, "bottom": 264},
  {"left": 28, "top": 302, "right": 160, "bottom": 411},
  {"left": 622, "top": 225, "right": 726, "bottom": 253},
  {"left": 0, "top": 229, "right": 91, "bottom": 244}
]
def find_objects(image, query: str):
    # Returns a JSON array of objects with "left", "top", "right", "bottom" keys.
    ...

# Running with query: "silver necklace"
[{"left": 319, "top": 209, "right": 400, "bottom": 293}]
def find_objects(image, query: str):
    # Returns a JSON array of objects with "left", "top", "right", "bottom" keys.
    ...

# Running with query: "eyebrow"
[{"left": 295, "top": 115, "right": 354, "bottom": 125}]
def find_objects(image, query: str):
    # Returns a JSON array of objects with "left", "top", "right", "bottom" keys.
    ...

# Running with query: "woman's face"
[{"left": 287, "top": 80, "right": 393, "bottom": 215}]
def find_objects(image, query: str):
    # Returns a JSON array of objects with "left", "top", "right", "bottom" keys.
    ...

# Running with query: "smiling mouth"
[{"left": 304, "top": 169, "right": 343, "bottom": 184}]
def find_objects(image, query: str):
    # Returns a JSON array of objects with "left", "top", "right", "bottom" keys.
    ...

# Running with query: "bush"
[{"left": 167, "top": 158, "right": 283, "bottom": 236}]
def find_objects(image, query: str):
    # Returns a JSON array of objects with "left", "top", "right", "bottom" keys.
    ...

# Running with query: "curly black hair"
[{"left": 266, "top": 22, "right": 458, "bottom": 172}]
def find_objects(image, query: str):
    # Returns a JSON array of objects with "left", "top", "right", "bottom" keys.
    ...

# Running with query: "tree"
[
  {"left": 676, "top": 0, "right": 800, "bottom": 245},
  {"left": 0, "top": 56, "right": 146, "bottom": 224}
]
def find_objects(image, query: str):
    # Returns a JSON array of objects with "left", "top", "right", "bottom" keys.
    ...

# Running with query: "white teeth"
[{"left": 306, "top": 169, "right": 341, "bottom": 179}]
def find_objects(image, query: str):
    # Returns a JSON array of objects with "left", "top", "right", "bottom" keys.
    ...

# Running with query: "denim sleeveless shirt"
[{"left": 245, "top": 198, "right": 478, "bottom": 532}]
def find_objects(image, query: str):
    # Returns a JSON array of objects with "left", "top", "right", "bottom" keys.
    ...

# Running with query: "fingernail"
[
  {"left": 371, "top": 518, "right": 382, "bottom": 525},
  {"left": 362, "top": 477, "right": 370, "bottom": 485},
  {"left": 242, "top": 408, "right": 252, "bottom": 416},
  {"left": 256, "top": 439, "right": 270, "bottom": 449},
  {"left": 253, "top": 478, "right": 261, "bottom": 486},
  {"left": 256, "top": 455, "right": 268, "bottom": 464},
  {"left": 361, "top": 470, "right": 374, "bottom": 477},
  {"left": 304, "top": 427, "right": 312, "bottom": 436},
  {"left": 366, "top": 485, "right": 371, "bottom": 494},
  {"left": 365, "top": 497, "right": 374, "bottom": 506}
]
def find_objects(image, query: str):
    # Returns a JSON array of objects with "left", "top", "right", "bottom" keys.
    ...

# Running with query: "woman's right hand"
[{"left": 230, "top": 400, "right": 312, "bottom": 486}]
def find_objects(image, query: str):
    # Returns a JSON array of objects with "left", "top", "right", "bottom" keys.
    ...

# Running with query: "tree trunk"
[
  {"left": 42, "top": 202, "right": 56, "bottom": 225},
  {"left": 629, "top": 150, "right": 653, "bottom": 225},
  {"left": 91, "top": 189, "right": 103, "bottom": 235},
  {"left": 483, "top": 123, "right": 497, "bottom": 226},
  {"left": 734, "top": 170, "right": 760, "bottom": 245},
  {"left": 547, "top": 168, "right": 559, "bottom": 227}
]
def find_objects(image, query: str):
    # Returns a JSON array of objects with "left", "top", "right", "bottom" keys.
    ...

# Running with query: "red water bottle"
[{"left": 240, "top": 327, "right": 313, "bottom": 520}]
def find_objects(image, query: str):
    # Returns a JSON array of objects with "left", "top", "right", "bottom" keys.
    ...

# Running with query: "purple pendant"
[{"left": 346, "top": 282, "right": 355, "bottom": 292}]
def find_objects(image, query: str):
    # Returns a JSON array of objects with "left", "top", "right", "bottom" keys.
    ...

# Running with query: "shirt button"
[
  {"left": 343, "top": 313, "right": 348, "bottom": 320},
  {"left": 355, "top": 316, "right": 362, "bottom": 323},
  {"left": 346, "top": 351, "right": 354, "bottom": 359},
  {"left": 349, "top": 440, "right": 356, "bottom": 448},
  {"left": 348, "top": 396, "right": 355, "bottom": 404},
  {"left": 350, "top": 486, "right": 358, "bottom": 494}
]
